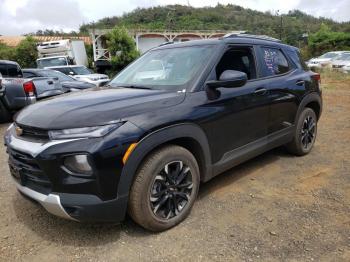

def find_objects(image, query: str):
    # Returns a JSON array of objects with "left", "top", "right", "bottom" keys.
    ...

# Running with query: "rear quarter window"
[
  {"left": 0, "top": 64, "right": 7, "bottom": 77},
  {"left": 7, "top": 64, "right": 22, "bottom": 78},
  {"left": 286, "top": 49, "right": 308, "bottom": 71},
  {"left": 259, "top": 47, "right": 290, "bottom": 77}
]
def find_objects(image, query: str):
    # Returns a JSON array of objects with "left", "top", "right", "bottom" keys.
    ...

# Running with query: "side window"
[
  {"left": 216, "top": 47, "right": 257, "bottom": 80},
  {"left": 23, "top": 72, "right": 37, "bottom": 78},
  {"left": 286, "top": 49, "right": 308, "bottom": 71},
  {"left": 0, "top": 64, "right": 7, "bottom": 77},
  {"left": 7, "top": 64, "right": 22, "bottom": 78},
  {"left": 260, "top": 47, "right": 290, "bottom": 77}
]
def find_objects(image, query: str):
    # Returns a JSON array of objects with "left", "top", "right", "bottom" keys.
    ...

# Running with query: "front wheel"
[
  {"left": 286, "top": 107, "right": 317, "bottom": 156},
  {"left": 128, "top": 145, "right": 200, "bottom": 232}
]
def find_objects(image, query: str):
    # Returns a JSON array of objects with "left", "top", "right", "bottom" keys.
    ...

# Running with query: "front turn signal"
[{"left": 122, "top": 143, "right": 138, "bottom": 164}]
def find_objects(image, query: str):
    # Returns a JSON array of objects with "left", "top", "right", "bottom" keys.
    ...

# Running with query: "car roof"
[
  {"left": 49, "top": 65, "right": 85, "bottom": 68},
  {"left": 0, "top": 60, "right": 20, "bottom": 65},
  {"left": 152, "top": 35, "right": 297, "bottom": 52}
]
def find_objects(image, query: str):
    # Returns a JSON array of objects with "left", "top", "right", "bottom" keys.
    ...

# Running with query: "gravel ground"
[{"left": 0, "top": 77, "right": 349, "bottom": 261}]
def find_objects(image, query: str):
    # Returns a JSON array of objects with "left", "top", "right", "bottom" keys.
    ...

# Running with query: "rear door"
[{"left": 255, "top": 46, "right": 300, "bottom": 135}]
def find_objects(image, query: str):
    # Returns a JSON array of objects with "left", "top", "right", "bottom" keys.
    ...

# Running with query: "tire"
[
  {"left": 286, "top": 107, "right": 317, "bottom": 156},
  {"left": 128, "top": 145, "right": 200, "bottom": 232},
  {"left": 0, "top": 100, "right": 12, "bottom": 123}
]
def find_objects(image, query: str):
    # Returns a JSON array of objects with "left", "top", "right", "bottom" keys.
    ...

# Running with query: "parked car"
[
  {"left": 0, "top": 60, "right": 64, "bottom": 123},
  {"left": 23, "top": 69, "right": 96, "bottom": 92},
  {"left": 4, "top": 34, "right": 322, "bottom": 231},
  {"left": 331, "top": 52, "right": 350, "bottom": 71},
  {"left": 306, "top": 51, "right": 347, "bottom": 69},
  {"left": 47, "top": 65, "right": 109, "bottom": 87}
]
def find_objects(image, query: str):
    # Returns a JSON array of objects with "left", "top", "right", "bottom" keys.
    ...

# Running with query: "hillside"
[{"left": 80, "top": 4, "right": 350, "bottom": 46}]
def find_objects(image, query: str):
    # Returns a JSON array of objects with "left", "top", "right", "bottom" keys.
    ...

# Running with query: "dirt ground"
[{"left": 0, "top": 74, "right": 349, "bottom": 262}]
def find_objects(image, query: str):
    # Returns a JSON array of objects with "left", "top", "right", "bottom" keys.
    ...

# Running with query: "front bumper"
[
  {"left": 15, "top": 181, "right": 76, "bottom": 221},
  {"left": 4, "top": 122, "right": 143, "bottom": 222}
]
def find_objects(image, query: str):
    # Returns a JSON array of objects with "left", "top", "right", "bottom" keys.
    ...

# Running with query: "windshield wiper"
[{"left": 118, "top": 85, "right": 153, "bottom": 90}]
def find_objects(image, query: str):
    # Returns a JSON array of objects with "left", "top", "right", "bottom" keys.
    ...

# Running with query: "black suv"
[{"left": 4, "top": 34, "right": 322, "bottom": 231}]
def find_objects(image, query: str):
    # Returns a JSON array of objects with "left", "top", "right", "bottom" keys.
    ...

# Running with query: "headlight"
[
  {"left": 63, "top": 154, "right": 92, "bottom": 175},
  {"left": 49, "top": 123, "right": 123, "bottom": 140}
]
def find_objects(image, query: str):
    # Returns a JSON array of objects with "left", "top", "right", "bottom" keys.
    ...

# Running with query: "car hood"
[
  {"left": 332, "top": 60, "right": 350, "bottom": 66},
  {"left": 15, "top": 87, "right": 185, "bottom": 129},
  {"left": 61, "top": 81, "right": 95, "bottom": 89},
  {"left": 309, "top": 58, "right": 332, "bottom": 63}
]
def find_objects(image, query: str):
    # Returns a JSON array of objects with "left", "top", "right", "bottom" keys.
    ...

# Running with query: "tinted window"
[
  {"left": 51, "top": 67, "right": 73, "bottom": 75},
  {"left": 286, "top": 49, "right": 308, "bottom": 70},
  {"left": 7, "top": 64, "right": 22, "bottom": 78},
  {"left": 216, "top": 48, "right": 257, "bottom": 80},
  {"left": 23, "top": 72, "right": 37, "bottom": 78},
  {"left": 260, "top": 47, "right": 290, "bottom": 77},
  {"left": 39, "top": 70, "right": 74, "bottom": 81},
  {"left": 0, "top": 64, "right": 7, "bottom": 77},
  {"left": 71, "top": 66, "right": 92, "bottom": 75}
]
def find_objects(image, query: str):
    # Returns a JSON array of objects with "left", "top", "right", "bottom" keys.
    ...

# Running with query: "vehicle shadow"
[{"left": 12, "top": 146, "right": 293, "bottom": 246}]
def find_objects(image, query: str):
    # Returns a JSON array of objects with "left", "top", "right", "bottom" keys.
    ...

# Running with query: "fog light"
[{"left": 64, "top": 154, "right": 92, "bottom": 175}]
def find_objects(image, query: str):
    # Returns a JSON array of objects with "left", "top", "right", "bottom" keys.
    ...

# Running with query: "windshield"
[
  {"left": 109, "top": 45, "right": 215, "bottom": 91},
  {"left": 319, "top": 52, "right": 339, "bottom": 59},
  {"left": 39, "top": 70, "right": 75, "bottom": 82},
  {"left": 71, "top": 66, "right": 92, "bottom": 75},
  {"left": 336, "top": 53, "right": 350, "bottom": 61},
  {"left": 37, "top": 57, "right": 68, "bottom": 68}
]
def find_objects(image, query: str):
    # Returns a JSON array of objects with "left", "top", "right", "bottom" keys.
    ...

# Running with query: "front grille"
[
  {"left": 8, "top": 148, "right": 52, "bottom": 194},
  {"left": 16, "top": 124, "right": 50, "bottom": 141},
  {"left": 332, "top": 65, "right": 344, "bottom": 68}
]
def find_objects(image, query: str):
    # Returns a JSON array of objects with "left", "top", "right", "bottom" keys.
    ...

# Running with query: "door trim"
[{"left": 209, "top": 125, "right": 294, "bottom": 179}]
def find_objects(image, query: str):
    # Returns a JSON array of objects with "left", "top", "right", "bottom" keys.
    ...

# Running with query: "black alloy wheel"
[
  {"left": 301, "top": 115, "right": 316, "bottom": 150},
  {"left": 150, "top": 160, "right": 193, "bottom": 220}
]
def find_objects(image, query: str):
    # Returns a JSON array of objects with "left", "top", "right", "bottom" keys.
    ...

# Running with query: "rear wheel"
[
  {"left": 0, "top": 100, "right": 12, "bottom": 123},
  {"left": 128, "top": 145, "right": 200, "bottom": 231},
  {"left": 286, "top": 107, "right": 317, "bottom": 156}
]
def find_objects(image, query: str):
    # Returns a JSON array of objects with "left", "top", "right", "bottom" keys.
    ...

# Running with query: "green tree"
[
  {"left": 15, "top": 36, "right": 38, "bottom": 68},
  {"left": 308, "top": 24, "right": 350, "bottom": 56},
  {"left": 107, "top": 26, "right": 139, "bottom": 72},
  {"left": 0, "top": 41, "right": 16, "bottom": 61}
]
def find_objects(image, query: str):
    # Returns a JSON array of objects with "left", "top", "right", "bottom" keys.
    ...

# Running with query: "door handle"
[
  {"left": 47, "top": 80, "right": 53, "bottom": 85},
  {"left": 254, "top": 88, "right": 267, "bottom": 95},
  {"left": 296, "top": 80, "right": 305, "bottom": 86}
]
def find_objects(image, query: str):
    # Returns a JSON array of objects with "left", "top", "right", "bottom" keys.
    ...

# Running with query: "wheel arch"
[
  {"left": 296, "top": 92, "right": 322, "bottom": 123},
  {"left": 117, "top": 123, "right": 213, "bottom": 198}
]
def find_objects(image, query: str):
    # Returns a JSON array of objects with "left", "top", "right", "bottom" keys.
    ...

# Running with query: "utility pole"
[{"left": 276, "top": 10, "right": 283, "bottom": 40}]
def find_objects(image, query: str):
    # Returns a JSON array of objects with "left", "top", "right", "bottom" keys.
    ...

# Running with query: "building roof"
[{"left": 0, "top": 36, "right": 91, "bottom": 47}]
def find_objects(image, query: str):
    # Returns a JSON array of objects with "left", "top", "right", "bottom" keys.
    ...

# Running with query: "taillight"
[
  {"left": 312, "top": 73, "right": 321, "bottom": 90},
  {"left": 312, "top": 73, "right": 321, "bottom": 82},
  {"left": 23, "top": 81, "right": 36, "bottom": 96}
]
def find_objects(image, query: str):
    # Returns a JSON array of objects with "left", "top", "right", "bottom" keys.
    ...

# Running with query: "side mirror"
[
  {"left": 69, "top": 71, "right": 74, "bottom": 75},
  {"left": 206, "top": 70, "right": 247, "bottom": 88}
]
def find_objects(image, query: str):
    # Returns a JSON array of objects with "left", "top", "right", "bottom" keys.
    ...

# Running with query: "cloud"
[
  {"left": 296, "top": 0, "right": 350, "bottom": 22},
  {"left": 0, "top": 0, "right": 348, "bottom": 36},
  {"left": 0, "top": 0, "right": 85, "bottom": 35}
]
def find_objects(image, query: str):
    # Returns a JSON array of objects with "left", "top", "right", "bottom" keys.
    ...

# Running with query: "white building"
[{"left": 89, "top": 29, "right": 244, "bottom": 71}]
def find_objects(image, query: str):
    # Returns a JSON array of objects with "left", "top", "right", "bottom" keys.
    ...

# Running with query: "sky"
[{"left": 0, "top": 0, "right": 349, "bottom": 35}]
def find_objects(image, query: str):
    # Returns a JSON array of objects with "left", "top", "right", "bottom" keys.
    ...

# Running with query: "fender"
[
  {"left": 295, "top": 92, "right": 323, "bottom": 124},
  {"left": 117, "top": 123, "right": 213, "bottom": 198}
]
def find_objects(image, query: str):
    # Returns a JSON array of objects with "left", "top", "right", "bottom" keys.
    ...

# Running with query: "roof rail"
[{"left": 222, "top": 33, "right": 281, "bottom": 43}]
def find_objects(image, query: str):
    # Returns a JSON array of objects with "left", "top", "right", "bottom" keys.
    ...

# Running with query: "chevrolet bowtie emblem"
[{"left": 15, "top": 126, "right": 23, "bottom": 136}]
